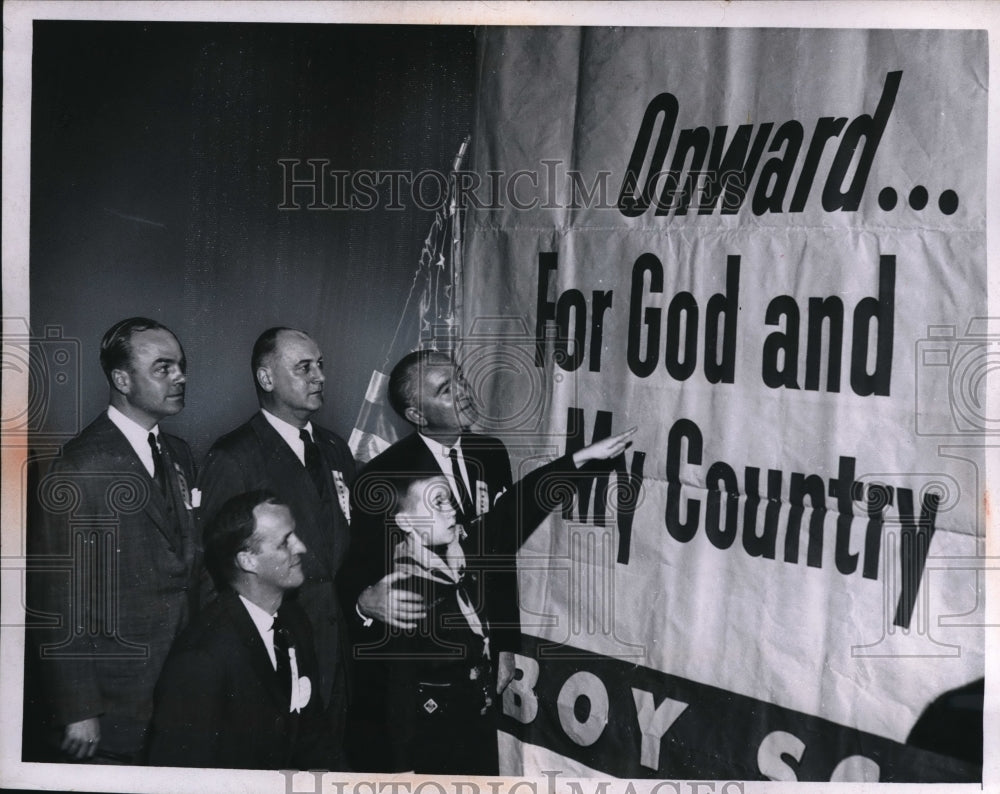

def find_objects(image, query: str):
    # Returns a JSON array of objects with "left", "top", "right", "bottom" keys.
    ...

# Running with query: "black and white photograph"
[{"left": 2, "top": 2, "right": 997, "bottom": 792}]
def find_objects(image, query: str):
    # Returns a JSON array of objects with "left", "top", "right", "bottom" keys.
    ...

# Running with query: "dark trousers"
[
  {"left": 325, "top": 659, "right": 352, "bottom": 771},
  {"left": 408, "top": 681, "right": 499, "bottom": 776}
]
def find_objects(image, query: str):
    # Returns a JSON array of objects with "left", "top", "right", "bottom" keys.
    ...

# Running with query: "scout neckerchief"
[{"left": 392, "top": 529, "right": 488, "bottom": 645}]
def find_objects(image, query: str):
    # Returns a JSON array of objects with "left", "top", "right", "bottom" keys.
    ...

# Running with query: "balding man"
[{"left": 197, "top": 327, "right": 355, "bottom": 768}]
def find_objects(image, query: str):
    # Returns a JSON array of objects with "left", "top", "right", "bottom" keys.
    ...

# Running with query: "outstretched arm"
[
  {"left": 484, "top": 426, "right": 640, "bottom": 556},
  {"left": 572, "top": 426, "right": 638, "bottom": 466}
]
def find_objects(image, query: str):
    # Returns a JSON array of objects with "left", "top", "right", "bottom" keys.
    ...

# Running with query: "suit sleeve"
[
  {"left": 147, "top": 646, "right": 223, "bottom": 768},
  {"left": 481, "top": 453, "right": 583, "bottom": 556},
  {"left": 337, "top": 465, "right": 398, "bottom": 633},
  {"left": 35, "top": 454, "right": 104, "bottom": 727},
  {"left": 196, "top": 444, "right": 253, "bottom": 530},
  {"left": 195, "top": 444, "right": 257, "bottom": 603}
]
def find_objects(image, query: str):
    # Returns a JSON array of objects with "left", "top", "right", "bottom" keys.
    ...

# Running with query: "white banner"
[{"left": 463, "top": 26, "right": 986, "bottom": 782}]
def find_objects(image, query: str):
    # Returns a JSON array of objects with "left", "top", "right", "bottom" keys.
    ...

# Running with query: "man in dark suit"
[
  {"left": 197, "top": 327, "right": 355, "bottom": 768},
  {"left": 343, "top": 351, "right": 519, "bottom": 655},
  {"left": 338, "top": 348, "right": 636, "bottom": 771},
  {"left": 31, "top": 317, "right": 200, "bottom": 763},
  {"left": 338, "top": 350, "right": 635, "bottom": 774},
  {"left": 148, "top": 491, "right": 330, "bottom": 769},
  {"left": 337, "top": 350, "right": 513, "bottom": 771}
]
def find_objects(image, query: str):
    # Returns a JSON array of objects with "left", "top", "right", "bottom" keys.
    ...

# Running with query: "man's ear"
[
  {"left": 110, "top": 368, "right": 131, "bottom": 396},
  {"left": 236, "top": 548, "right": 257, "bottom": 575},
  {"left": 256, "top": 366, "right": 274, "bottom": 393},
  {"left": 403, "top": 405, "right": 425, "bottom": 427}
]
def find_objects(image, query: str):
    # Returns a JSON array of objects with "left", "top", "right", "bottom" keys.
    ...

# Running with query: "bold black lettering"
[
  {"left": 613, "top": 449, "right": 646, "bottom": 565},
  {"left": 788, "top": 117, "right": 847, "bottom": 212},
  {"left": 823, "top": 71, "right": 902, "bottom": 211},
  {"left": 862, "top": 484, "right": 892, "bottom": 580},
  {"left": 665, "top": 293, "right": 698, "bottom": 381},
  {"left": 627, "top": 254, "right": 664, "bottom": 378},
  {"left": 742, "top": 468, "right": 780, "bottom": 559},
  {"left": 893, "top": 488, "right": 939, "bottom": 628},
  {"left": 831, "top": 457, "right": 860, "bottom": 575},
  {"left": 563, "top": 408, "right": 611, "bottom": 524},
  {"left": 850, "top": 255, "right": 895, "bottom": 396},
  {"left": 805, "top": 297, "right": 844, "bottom": 392},
  {"left": 699, "top": 123, "right": 774, "bottom": 215},
  {"left": 665, "top": 419, "right": 702, "bottom": 543},
  {"left": 656, "top": 127, "right": 709, "bottom": 216},
  {"left": 535, "top": 253, "right": 559, "bottom": 366},
  {"left": 589, "top": 291, "right": 613, "bottom": 373},
  {"left": 704, "top": 255, "right": 740, "bottom": 384},
  {"left": 762, "top": 296, "right": 800, "bottom": 389},
  {"left": 752, "top": 121, "right": 804, "bottom": 215},
  {"left": 705, "top": 461, "right": 739, "bottom": 550},
  {"left": 555, "top": 289, "right": 587, "bottom": 372},
  {"left": 618, "top": 93, "right": 679, "bottom": 217},
  {"left": 786, "top": 472, "right": 828, "bottom": 567}
]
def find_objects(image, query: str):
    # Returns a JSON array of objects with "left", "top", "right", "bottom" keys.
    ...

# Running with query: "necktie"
[
  {"left": 272, "top": 616, "right": 292, "bottom": 701},
  {"left": 148, "top": 432, "right": 167, "bottom": 493},
  {"left": 449, "top": 447, "right": 475, "bottom": 518},
  {"left": 299, "top": 429, "right": 326, "bottom": 495}
]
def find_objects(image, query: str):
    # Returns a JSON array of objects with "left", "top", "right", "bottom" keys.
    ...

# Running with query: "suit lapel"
[
  {"left": 223, "top": 591, "right": 291, "bottom": 713},
  {"left": 251, "top": 413, "right": 315, "bottom": 503},
  {"left": 159, "top": 435, "right": 197, "bottom": 558},
  {"left": 250, "top": 414, "right": 337, "bottom": 573},
  {"left": 96, "top": 415, "right": 179, "bottom": 547},
  {"left": 457, "top": 436, "right": 508, "bottom": 554},
  {"left": 465, "top": 436, "right": 509, "bottom": 503}
]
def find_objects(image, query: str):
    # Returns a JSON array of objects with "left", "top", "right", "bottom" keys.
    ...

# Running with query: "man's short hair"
[
  {"left": 204, "top": 489, "right": 283, "bottom": 588},
  {"left": 250, "top": 327, "right": 298, "bottom": 389},
  {"left": 386, "top": 349, "right": 453, "bottom": 420},
  {"left": 99, "top": 317, "right": 170, "bottom": 384}
]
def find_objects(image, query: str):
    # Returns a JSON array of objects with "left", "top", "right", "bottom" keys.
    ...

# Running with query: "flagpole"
[
  {"left": 449, "top": 136, "right": 471, "bottom": 351},
  {"left": 349, "top": 137, "right": 472, "bottom": 461}
]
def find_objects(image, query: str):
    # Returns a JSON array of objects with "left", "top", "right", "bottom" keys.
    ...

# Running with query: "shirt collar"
[
  {"left": 238, "top": 593, "right": 278, "bottom": 635},
  {"left": 107, "top": 406, "right": 159, "bottom": 473},
  {"left": 262, "top": 408, "right": 313, "bottom": 447},
  {"left": 108, "top": 404, "right": 158, "bottom": 440},
  {"left": 419, "top": 433, "right": 462, "bottom": 459}
]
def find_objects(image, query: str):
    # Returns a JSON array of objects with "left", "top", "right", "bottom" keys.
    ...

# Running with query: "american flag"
[{"left": 348, "top": 137, "right": 471, "bottom": 463}]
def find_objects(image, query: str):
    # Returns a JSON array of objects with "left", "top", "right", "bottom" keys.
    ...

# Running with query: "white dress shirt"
[
  {"left": 261, "top": 409, "right": 315, "bottom": 467},
  {"left": 238, "top": 593, "right": 279, "bottom": 670},
  {"left": 418, "top": 434, "right": 473, "bottom": 510},
  {"left": 107, "top": 405, "right": 159, "bottom": 477}
]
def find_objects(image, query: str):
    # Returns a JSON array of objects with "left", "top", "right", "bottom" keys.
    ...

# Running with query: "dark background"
[{"left": 29, "top": 20, "right": 476, "bottom": 459}]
